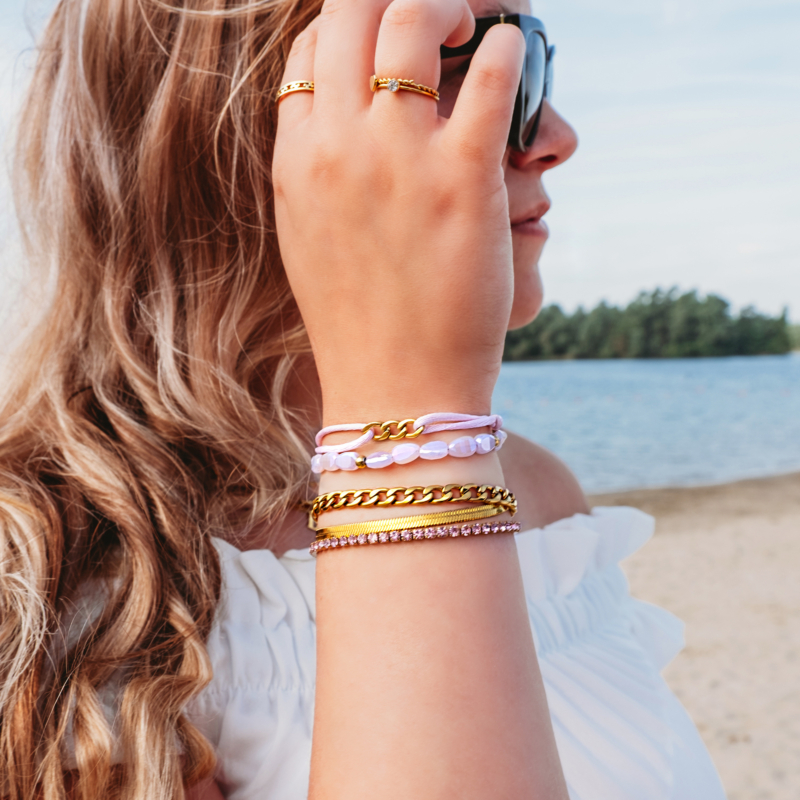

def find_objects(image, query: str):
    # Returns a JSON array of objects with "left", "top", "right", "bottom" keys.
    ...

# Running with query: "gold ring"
[
  {"left": 370, "top": 75, "right": 439, "bottom": 101},
  {"left": 275, "top": 81, "right": 315, "bottom": 103}
]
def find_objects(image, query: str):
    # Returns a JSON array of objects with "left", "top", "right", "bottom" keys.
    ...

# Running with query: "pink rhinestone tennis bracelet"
[{"left": 310, "top": 519, "right": 521, "bottom": 555}]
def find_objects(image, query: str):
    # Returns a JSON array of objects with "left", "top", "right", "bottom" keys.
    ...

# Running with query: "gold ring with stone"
[
  {"left": 275, "top": 81, "right": 315, "bottom": 103},
  {"left": 370, "top": 75, "right": 439, "bottom": 101}
]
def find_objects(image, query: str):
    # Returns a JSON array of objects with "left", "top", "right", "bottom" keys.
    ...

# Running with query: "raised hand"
[{"left": 272, "top": 0, "right": 525, "bottom": 421}]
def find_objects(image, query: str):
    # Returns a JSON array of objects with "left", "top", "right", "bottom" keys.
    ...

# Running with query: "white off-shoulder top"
[{"left": 185, "top": 507, "right": 728, "bottom": 800}]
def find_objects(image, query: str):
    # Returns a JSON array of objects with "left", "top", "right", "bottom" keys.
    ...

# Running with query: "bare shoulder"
[{"left": 498, "top": 431, "right": 589, "bottom": 532}]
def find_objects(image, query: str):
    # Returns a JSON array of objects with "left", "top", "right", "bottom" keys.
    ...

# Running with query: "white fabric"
[{"left": 186, "top": 507, "right": 727, "bottom": 800}]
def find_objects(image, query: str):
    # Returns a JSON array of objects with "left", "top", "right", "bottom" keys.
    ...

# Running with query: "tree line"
[{"left": 504, "top": 288, "right": 793, "bottom": 361}]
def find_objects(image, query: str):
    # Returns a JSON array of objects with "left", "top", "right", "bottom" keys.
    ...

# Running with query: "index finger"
[{"left": 444, "top": 24, "right": 524, "bottom": 164}]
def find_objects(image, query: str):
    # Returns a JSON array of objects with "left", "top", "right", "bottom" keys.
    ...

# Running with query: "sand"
[{"left": 588, "top": 473, "right": 800, "bottom": 800}]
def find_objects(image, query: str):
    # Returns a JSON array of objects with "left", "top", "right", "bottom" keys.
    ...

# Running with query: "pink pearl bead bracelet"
[{"left": 310, "top": 430, "right": 508, "bottom": 474}]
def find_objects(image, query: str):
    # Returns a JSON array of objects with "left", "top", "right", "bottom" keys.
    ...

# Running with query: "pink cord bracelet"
[
  {"left": 315, "top": 412, "right": 504, "bottom": 455},
  {"left": 310, "top": 430, "right": 508, "bottom": 474}
]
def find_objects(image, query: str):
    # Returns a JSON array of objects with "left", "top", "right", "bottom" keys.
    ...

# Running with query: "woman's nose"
[{"left": 509, "top": 100, "right": 578, "bottom": 171}]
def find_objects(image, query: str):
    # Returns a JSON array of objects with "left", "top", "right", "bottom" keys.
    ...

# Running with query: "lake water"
[{"left": 493, "top": 354, "right": 800, "bottom": 494}]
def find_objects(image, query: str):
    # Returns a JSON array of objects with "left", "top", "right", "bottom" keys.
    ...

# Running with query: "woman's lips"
[{"left": 511, "top": 217, "right": 549, "bottom": 238}]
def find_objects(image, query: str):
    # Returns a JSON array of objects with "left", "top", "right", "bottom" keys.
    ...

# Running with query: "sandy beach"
[{"left": 588, "top": 472, "right": 800, "bottom": 800}]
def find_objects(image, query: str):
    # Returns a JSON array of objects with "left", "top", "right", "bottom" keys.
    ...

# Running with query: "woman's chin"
[{"left": 507, "top": 264, "right": 544, "bottom": 330}]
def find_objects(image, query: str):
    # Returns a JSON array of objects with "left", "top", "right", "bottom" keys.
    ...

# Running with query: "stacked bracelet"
[
  {"left": 315, "top": 413, "right": 504, "bottom": 455},
  {"left": 309, "top": 483, "right": 517, "bottom": 523},
  {"left": 310, "top": 518, "right": 521, "bottom": 555},
  {"left": 314, "top": 504, "right": 502, "bottom": 539},
  {"left": 311, "top": 430, "right": 508, "bottom": 474}
]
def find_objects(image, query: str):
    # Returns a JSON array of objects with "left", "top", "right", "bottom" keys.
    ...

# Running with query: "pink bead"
[
  {"left": 448, "top": 436, "right": 477, "bottom": 458},
  {"left": 392, "top": 442, "right": 421, "bottom": 464},
  {"left": 335, "top": 451, "right": 360, "bottom": 471},
  {"left": 310, "top": 454, "right": 324, "bottom": 474},
  {"left": 419, "top": 440, "right": 448, "bottom": 460},
  {"left": 365, "top": 451, "right": 393, "bottom": 469},
  {"left": 321, "top": 453, "right": 338, "bottom": 472},
  {"left": 495, "top": 430, "right": 508, "bottom": 450},
  {"left": 474, "top": 433, "right": 496, "bottom": 454}
]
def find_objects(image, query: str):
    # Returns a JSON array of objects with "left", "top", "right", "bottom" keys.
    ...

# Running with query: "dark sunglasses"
[{"left": 440, "top": 14, "right": 554, "bottom": 153}]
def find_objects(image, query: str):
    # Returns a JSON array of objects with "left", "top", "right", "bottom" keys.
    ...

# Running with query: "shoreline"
[
  {"left": 587, "top": 470, "right": 800, "bottom": 531},
  {"left": 590, "top": 470, "right": 800, "bottom": 799}
]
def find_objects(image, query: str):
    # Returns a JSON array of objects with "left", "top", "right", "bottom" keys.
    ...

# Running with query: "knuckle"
[
  {"left": 383, "top": 0, "right": 434, "bottom": 30},
  {"left": 447, "top": 129, "right": 488, "bottom": 162},
  {"left": 319, "top": 0, "right": 346, "bottom": 22},
  {"left": 471, "top": 62, "right": 514, "bottom": 95},
  {"left": 288, "top": 26, "right": 315, "bottom": 58}
]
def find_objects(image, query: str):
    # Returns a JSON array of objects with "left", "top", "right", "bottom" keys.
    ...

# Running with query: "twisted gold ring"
[
  {"left": 370, "top": 75, "right": 439, "bottom": 101},
  {"left": 275, "top": 81, "right": 315, "bottom": 103}
]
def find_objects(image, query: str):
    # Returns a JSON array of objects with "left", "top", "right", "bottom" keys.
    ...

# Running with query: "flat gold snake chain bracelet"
[
  {"left": 314, "top": 504, "right": 503, "bottom": 541},
  {"left": 309, "top": 484, "right": 517, "bottom": 522}
]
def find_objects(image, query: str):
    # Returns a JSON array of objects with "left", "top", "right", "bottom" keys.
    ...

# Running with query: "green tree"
[{"left": 503, "top": 289, "right": 792, "bottom": 361}]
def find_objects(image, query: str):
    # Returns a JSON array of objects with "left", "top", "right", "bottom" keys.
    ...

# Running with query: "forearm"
[{"left": 310, "top": 434, "right": 568, "bottom": 799}]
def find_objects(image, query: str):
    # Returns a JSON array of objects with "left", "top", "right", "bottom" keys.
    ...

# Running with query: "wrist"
[{"left": 320, "top": 379, "right": 497, "bottom": 427}]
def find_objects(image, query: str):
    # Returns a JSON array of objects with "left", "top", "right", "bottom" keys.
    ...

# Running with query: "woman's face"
[{"left": 439, "top": 1, "right": 578, "bottom": 330}]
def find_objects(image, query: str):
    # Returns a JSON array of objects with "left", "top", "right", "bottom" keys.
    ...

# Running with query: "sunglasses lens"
[{"left": 520, "top": 33, "right": 547, "bottom": 147}]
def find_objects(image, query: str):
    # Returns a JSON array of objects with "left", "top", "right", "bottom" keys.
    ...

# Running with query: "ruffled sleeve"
[
  {"left": 515, "top": 507, "right": 688, "bottom": 800},
  {"left": 186, "top": 539, "right": 317, "bottom": 800}
]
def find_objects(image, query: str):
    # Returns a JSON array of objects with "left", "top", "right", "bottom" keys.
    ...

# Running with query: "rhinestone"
[
  {"left": 482, "top": 524, "right": 492, "bottom": 534},
  {"left": 460, "top": 525, "right": 471, "bottom": 536},
  {"left": 349, "top": 535, "right": 359, "bottom": 545},
  {"left": 491, "top": 523, "right": 500, "bottom": 533},
  {"left": 330, "top": 537, "right": 339, "bottom": 547},
  {"left": 412, "top": 529, "right": 425, "bottom": 540},
  {"left": 390, "top": 531, "right": 401, "bottom": 542},
  {"left": 448, "top": 526, "right": 460, "bottom": 537},
  {"left": 499, "top": 523, "right": 508, "bottom": 533},
  {"left": 323, "top": 539, "right": 331, "bottom": 548},
  {"left": 368, "top": 532, "right": 379, "bottom": 544},
  {"left": 379, "top": 531, "right": 390, "bottom": 543},
  {"left": 435, "top": 527, "right": 446, "bottom": 537},
  {"left": 424, "top": 528, "right": 436, "bottom": 539},
  {"left": 401, "top": 530, "right": 413, "bottom": 541},
  {"left": 358, "top": 534, "right": 368, "bottom": 545},
  {"left": 387, "top": 79, "right": 400, "bottom": 92}
]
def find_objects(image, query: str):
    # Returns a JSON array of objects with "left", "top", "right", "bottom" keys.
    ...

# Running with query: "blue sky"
[
  {"left": 1, "top": 0, "right": 798, "bottom": 326},
  {"left": 536, "top": 0, "right": 800, "bottom": 320}
]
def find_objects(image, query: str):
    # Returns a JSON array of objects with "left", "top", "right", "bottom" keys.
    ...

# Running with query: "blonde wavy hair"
[{"left": 0, "top": 0, "right": 322, "bottom": 796}]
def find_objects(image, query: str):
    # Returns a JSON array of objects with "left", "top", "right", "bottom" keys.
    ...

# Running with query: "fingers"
[
  {"left": 277, "top": 19, "right": 319, "bottom": 127},
  {"left": 445, "top": 24, "right": 525, "bottom": 164},
  {"left": 373, "top": 0, "right": 473, "bottom": 114},
  {"left": 313, "top": 0, "right": 390, "bottom": 110}
]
